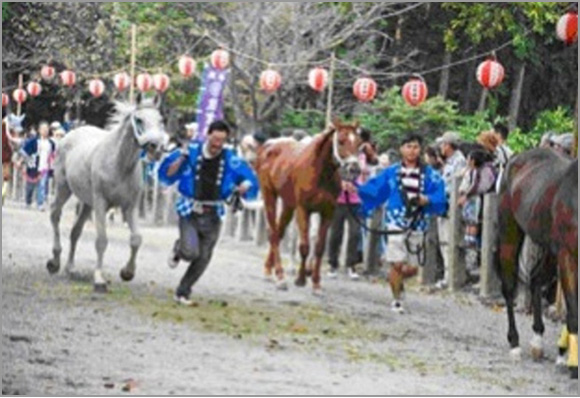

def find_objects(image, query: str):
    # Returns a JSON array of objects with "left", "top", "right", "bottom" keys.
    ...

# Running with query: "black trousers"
[
  {"left": 175, "top": 212, "right": 222, "bottom": 298},
  {"left": 327, "top": 204, "right": 361, "bottom": 270}
]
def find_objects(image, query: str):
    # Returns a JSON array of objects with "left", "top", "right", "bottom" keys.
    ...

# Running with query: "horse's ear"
[
  {"left": 353, "top": 120, "right": 360, "bottom": 130},
  {"left": 331, "top": 117, "right": 342, "bottom": 129}
]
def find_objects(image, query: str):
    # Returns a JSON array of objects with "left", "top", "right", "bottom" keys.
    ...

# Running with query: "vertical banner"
[{"left": 195, "top": 65, "right": 229, "bottom": 143}]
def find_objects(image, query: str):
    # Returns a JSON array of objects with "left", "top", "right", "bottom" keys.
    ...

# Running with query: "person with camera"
[
  {"left": 158, "top": 120, "right": 259, "bottom": 306},
  {"left": 343, "top": 134, "right": 447, "bottom": 313}
]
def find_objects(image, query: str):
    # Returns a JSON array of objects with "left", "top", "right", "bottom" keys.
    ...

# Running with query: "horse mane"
[{"left": 105, "top": 99, "right": 158, "bottom": 134}]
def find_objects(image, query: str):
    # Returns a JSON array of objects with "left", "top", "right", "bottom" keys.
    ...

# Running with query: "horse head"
[
  {"left": 131, "top": 95, "right": 169, "bottom": 161},
  {"left": 7, "top": 113, "right": 26, "bottom": 134},
  {"left": 329, "top": 118, "right": 362, "bottom": 181}
]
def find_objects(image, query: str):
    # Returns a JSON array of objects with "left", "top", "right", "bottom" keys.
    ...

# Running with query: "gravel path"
[{"left": 2, "top": 203, "right": 577, "bottom": 395}]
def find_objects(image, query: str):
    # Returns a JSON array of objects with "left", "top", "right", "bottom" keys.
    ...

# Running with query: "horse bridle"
[{"left": 331, "top": 128, "right": 358, "bottom": 169}]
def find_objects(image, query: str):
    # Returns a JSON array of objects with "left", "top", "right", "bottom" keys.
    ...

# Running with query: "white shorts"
[{"left": 386, "top": 231, "right": 425, "bottom": 267}]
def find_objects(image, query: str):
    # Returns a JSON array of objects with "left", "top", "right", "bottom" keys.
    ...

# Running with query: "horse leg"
[
  {"left": 310, "top": 212, "right": 333, "bottom": 294},
  {"left": 263, "top": 191, "right": 278, "bottom": 280},
  {"left": 92, "top": 197, "right": 109, "bottom": 293},
  {"left": 47, "top": 182, "right": 72, "bottom": 275},
  {"left": 273, "top": 205, "right": 295, "bottom": 290},
  {"left": 294, "top": 207, "right": 310, "bottom": 288},
  {"left": 529, "top": 270, "right": 545, "bottom": 361},
  {"left": 497, "top": 199, "right": 525, "bottom": 360},
  {"left": 559, "top": 251, "right": 578, "bottom": 379},
  {"left": 65, "top": 204, "right": 92, "bottom": 274},
  {"left": 120, "top": 206, "right": 141, "bottom": 282}
]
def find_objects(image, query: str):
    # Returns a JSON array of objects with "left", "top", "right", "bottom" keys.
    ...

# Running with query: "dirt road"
[{"left": 2, "top": 203, "right": 577, "bottom": 395}]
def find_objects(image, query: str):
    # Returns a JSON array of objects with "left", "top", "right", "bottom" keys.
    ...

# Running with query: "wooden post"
[
  {"left": 17, "top": 75, "right": 23, "bottom": 116},
  {"left": 364, "top": 206, "right": 384, "bottom": 276},
  {"left": 325, "top": 52, "right": 336, "bottom": 127},
  {"left": 129, "top": 24, "right": 137, "bottom": 104},
  {"left": 421, "top": 216, "right": 440, "bottom": 285},
  {"left": 480, "top": 193, "right": 501, "bottom": 298},
  {"left": 254, "top": 205, "right": 268, "bottom": 247},
  {"left": 448, "top": 176, "right": 467, "bottom": 292}
]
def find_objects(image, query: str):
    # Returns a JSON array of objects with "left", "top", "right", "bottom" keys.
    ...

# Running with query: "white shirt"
[{"left": 37, "top": 138, "right": 53, "bottom": 172}]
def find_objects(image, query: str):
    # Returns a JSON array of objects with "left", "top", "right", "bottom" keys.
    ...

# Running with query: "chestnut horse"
[
  {"left": 497, "top": 148, "right": 577, "bottom": 379},
  {"left": 255, "top": 120, "right": 362, "bottom": 292}
]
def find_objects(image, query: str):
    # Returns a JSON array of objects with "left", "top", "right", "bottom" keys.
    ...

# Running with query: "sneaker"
[
  {"left": 391, "top": 300, "right": 405, "bottom": 314},
  {"left": 348, "top": 268, "right": 360, "bottom": 281},
  {"left": 327, "top": 268, "right": 338, "bottom": 279},
  {"left": 174, "top": 294, "right": 194, "bottom": 306},
  {"left": 168, "top": 252, "right": 179, "bottom": 269}
]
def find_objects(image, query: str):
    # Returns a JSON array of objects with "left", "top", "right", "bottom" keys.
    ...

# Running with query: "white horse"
[{"left": 47, "top": 96, "right": 168, "bottom": 292}]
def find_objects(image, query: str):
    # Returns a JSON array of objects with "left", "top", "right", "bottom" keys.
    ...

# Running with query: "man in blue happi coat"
[
  {"left": 344, "top": 133, "right": 447, "bottom": 313},
  {"left": 159, "top": 120, "right": 259, "bottom": 305}
]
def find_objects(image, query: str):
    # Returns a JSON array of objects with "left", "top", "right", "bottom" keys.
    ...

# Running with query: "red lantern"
[
  {"left": 402, "top": 78, "right": 428, "bottom": 107},
  {"left": 136, "top": 73, "right": 153, "bottom": 92},
  {"left": 178, "top": 56, "right": 196, "bottom": 77},
  {"left": 308, "top": 67, "right": 329, "bottom": 92},
  {"left": 12, "top": 88, "right": 28, "bottom": 104},
  {"left": 211, "top": 49, "right": 230, "bottom": 70},
  {"left": 556, "top": 11, "right": 578, "bottom": 45},
  {"left": 260, "top": 69, "right": 282, "bottom": 93},
  {"left": 27, "top": 82, "right": 42, "bottom": 97},
  {"left": 476, "top": 59, "right": 505, "bottom": 89},
  {"left": 40, "top": 65, "right": 55, "bottom": 81},
  {"left": 89, "top": 79, "right": 106, "bottom": 98},
  {"left": 2, "top": 93, "right": 9, "bottom": 108},
  {"left": 153, "top": 73, "right": 171, "bottom": 93},
  {"left": 60, "top": 70, "right": 76, "bottom": 87},
  {"left": 114, "top": 72, "right": 131, "bottom": 92},
  {"left": 353, "top": 77, "right": 377, "bottom": 102}
]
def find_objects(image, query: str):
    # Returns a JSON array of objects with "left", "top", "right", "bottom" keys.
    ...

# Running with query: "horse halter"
[{"left": 332, "top": 128, "right": 361, "bottom": 182}]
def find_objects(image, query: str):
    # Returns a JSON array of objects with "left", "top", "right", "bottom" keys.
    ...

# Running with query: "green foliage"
[
  {"left": 455, "top": 111, "right": 494, "bottom": 143},
  {"left": 528, "top": 106, "right": 575, "bottom": 137},
  {"left": 277, "top": 109, "right": 326, "bottom": 135},
  {"left": 2, "top": 3, "right": 11, "bottom": 22}
]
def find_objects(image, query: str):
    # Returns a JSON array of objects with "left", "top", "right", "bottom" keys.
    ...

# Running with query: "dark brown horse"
[
  {"left": 497, "top": 148, "right": 577, "bottom": 379},
  {"left": 255, "top": 119, "right": 362, "bottom": 293}
]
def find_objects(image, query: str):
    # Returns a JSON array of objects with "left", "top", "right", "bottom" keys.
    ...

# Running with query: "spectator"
[
  {"left": 550, "top": 133, "right": 574, "bottom": 157},
  {"left": 20, "top": 122, "right": 56, "bottom": 211},
  {"left": 435, "top": 131, "right": 466, "bottom": 289},
  {"left": 458, "top": 149, "right": 496, "bottom": 282}
]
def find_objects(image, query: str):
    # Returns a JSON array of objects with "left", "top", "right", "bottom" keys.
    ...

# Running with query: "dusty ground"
[{"left": 2, "top": 202, "right": 578, "bottom": 395}]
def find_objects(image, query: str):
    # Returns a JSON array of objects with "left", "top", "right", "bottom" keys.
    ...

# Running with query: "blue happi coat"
[
  {"left": 357, "top": 162, "right": 447, "bottom": 232},
  {"left": 158, "top": 143, "right": 259, "bottom": 217}
]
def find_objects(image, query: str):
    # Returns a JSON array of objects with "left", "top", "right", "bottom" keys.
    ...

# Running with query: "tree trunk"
[
  {"left": 508, "top": 62, "right": 526, "bottom": 132},
  {"left": 438, "top": 52, "right": 452, "bottom": 99},
  {"left": 574, "top": 97, "right": 578, "bottom": 158},
  {"left": 462, "top": 58, "right": 475, "bottom": 112},
  {"left": 392, "top": 15, "right": 404, "bottom": 84},
  {"left": 477, "top": 89, "right": 488, "bottom": 113}
]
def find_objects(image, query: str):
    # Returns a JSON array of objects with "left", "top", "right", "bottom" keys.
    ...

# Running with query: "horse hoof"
[
  {"left": 294, "top": 278, "right": 307, "bottom": 288},
  {"left": 46, "top": 260, "right": 60, "bottom": 275},
  {"left": 570, "top": 367, "right": 578, "bottom": 379},
  {"left": 120, "top": 269, "right": 135, "bottom": 282},
  {"left": 556, "top": 355, "right": 567, "bottom": 369},
  {"left": 510, "top": 347, "right": 522, "bottom": 362},
  {"left": 93, "top": 283, "right": 108, "bottom": 294},
  {"left": 275, "top": 280, "right": 288, "bottom": 291}
]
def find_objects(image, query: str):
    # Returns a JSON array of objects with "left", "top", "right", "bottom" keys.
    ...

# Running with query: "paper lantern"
[
  {"left": 12, "top": 88, "right": 28, "bottom": 104},
  {"left": 2, "top": 93, "right": 9, "bottom": 108},
  {"left": 308, "top": 67, "right": 329, "bottom": 92},
  {"left": 402, "top": 78, "right": 428, "bottom": 107},
  {"left": 556, "top": 11, "right": 578, "bottom": 45},
  {"left": 178, "top": 56, "right": 196, "bottom": 77},
  {"left": 89, "top": 79, "right": 106, "bottom": 98},
  {"left": 153, "top": 73, "right": 171, "bottom": 93},
  {"left": 27, "top": 82, "right": 42, "bottom": 97},
  {"left": 211, "top": 49, "right": 230, "bottom": 70},
  {"left": 476, "top": 59, "right": 505, "bottom": 89},
  {"left": 259, "top": 69, "right": 282, "bottom": 93},
  {"left": 40, "top": 65, "right": 55, "bottom": 81},
  {"left": 136, "top": 73, "right": 153, "bottom": 92},
  {"left": 353, "top": 77, "right": 377, "bottom": 102},
  {"left": 60, "top": 70, "right": 76, "bottom": 87},
  {"left": 114, "top": 72, "right": 131, "bottom": 92}
]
